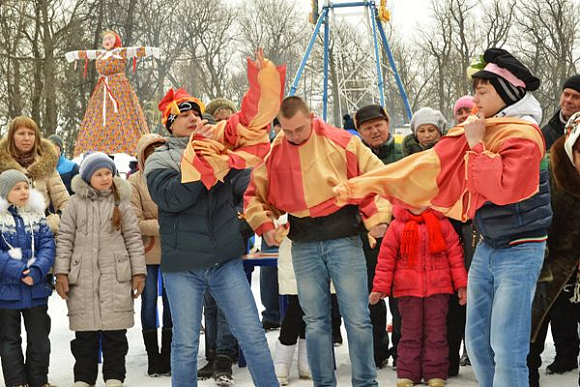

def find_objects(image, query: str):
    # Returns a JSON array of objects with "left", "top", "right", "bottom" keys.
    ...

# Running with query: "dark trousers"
[
  {"left": 363, "top": 234, "right": 399, "bottom": 364},
  {"left": 389, "top": 296, "right": 402, "bottom": 361},
  {"left": 0, "top": 305, "right": 51, "bottom": 387},
  {"left": 398, "top": 294, "right": 450, "bottom": 383},
  {"left": 447, "top": 292, "right": 466, "bottom": 376},
  {"left": 279, "top": 295, "right": 306, "bottom": 345},
  {"left": 204, "top": 290, "right": 239, "bottom": 359},
  {"left": 260, "top": 241, "right": 280, "bottom": 325},
  {"left": 528, "top": 279, "right": 580, "bottom": 373},
  {"left": 71, "top": 330, "right": 128, "bottom": 384},
  {"left": 141, "top": 264, "right": 172, "bottom": 330}
]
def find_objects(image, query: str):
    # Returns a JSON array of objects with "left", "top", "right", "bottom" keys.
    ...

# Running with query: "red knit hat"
[{"left": 158, "top": 88, "right": 205, "bottom": 132}]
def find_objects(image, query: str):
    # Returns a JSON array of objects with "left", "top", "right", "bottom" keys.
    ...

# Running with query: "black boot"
[
  {"left": 142, "top": 330, "right": 162, "bottom": 376},
  {"left": 529, "top": 366, "right": 539, "bottom": 387},
  {"left": 546, "top": 357, "right": 578, "bottom": 374},
  {"left": 159, "top": 328, "right": 172, "bottom": 376},
  {"left": 213, "top": 354, "right": 234, "bottom": 386},
  {"left": 198, "top": 349, "right": 216, "bottom": 380}
]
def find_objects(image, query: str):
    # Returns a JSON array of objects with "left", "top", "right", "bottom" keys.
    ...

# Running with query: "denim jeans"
[
  {"left": 465, "top": 241, "right": 544, "bottom": 387},
  {"left": 292, "top": 236, "right": 377, "bottom": 387},
  {"left": 163, "top": 258, "right": 277, "bottom": 386},
  {"left": 141, "top": 264, "right": 172, "bottom": 330},
  {"left": 204, "top": 290, "right": 238, "bottom": 358},
  {"left": 260, "top": 240, "right": 280, "bottom": 325}
]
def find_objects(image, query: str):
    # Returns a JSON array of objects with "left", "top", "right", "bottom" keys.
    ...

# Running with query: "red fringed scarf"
[{"left": 400, "top": 209, "right": 447, "bottom": 267}]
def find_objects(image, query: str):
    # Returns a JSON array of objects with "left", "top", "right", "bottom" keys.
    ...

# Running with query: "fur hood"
[
  {"left": 495, "top": 93, "right": 543, "bottom": 125},
  {"left": 0, "top": 189, "right": 46, "bottom": 216},
  {"left": 135, "top": 134, "right": 167, "bottom": 173},
  {"left": 71, "top": 175, "right": 132, "bottom": 202},
  {"left": 0, "top": 138, "right": 59, "bottom": 180},
  {"left": 550, "top": 135, "right": 580, "bottom": 199}
]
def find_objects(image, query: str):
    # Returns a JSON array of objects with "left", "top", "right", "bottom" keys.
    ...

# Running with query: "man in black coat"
[{"left": 542, "top": 75, "right": 580, "bottom": 150}]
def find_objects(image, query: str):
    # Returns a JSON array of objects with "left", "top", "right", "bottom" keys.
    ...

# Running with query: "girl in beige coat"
[
  {"left": 128, "top": 133, "right": 172, "bottom": 377},
  {"left": 54, "top": 152, "right": 146, "bottom": 387}
]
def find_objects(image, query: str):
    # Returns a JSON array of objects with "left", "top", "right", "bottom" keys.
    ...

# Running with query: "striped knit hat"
[
  {"left": 470, "top": 48, "right": 540, "bottom": 106},
  {"left": 80, "top": 152, "right": 116, "bottom": 183}
]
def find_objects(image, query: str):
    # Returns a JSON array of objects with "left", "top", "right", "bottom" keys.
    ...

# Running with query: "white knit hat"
[{"left": 410, "top": 107, "right": 447, "bottom": 135}]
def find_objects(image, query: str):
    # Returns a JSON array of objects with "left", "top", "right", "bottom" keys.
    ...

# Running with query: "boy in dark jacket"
[
  {"left": 0, "top": 169, "right": 55, "bottom": 387},
  {"left": 145, "top": 50, "right": 282, "bottom": 386}
]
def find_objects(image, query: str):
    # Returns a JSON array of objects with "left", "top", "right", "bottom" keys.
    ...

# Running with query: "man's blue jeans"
[
  {"left": 163, "top": 258, "right": 277, "bottom": 386},
  {"left": 141, "top": 264, "right": 172, "bottom": 330},
  {"left": 465, "top": 241, "right": 544, "bottom": 387},
  {"left": 292, "top": 236, "right": 377, "bottom": 387}
]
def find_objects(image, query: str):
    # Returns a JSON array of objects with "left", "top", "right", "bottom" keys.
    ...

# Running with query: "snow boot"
[
  {"left": 546, "top": 357, "right": 578, "bottom": 374},
  {"left": 274, "top": 341, "right": 296, "bottom": 385},
  {"left": 529, "top": 366, "right": 540, "bottom": 387},
  {"left": 396, "top": 378, "right": 414, "bottom": 387},
  {"left": 427, "top": 378, "right": 446, "bottom": 387},
  {"left": 142, "top": 329, "right": 162, "bottom": 376},
  {"left": 213, "top": 354, "right": 234, "bottom": 386},
  {"left": 160, "top": 328, "right": 172, "bottom": 376},
  {"left": 197, "top": 349, "right": 216, "bottom": 380},
  {"left": 297, "top": 339, "right": 311, "bottom": 379}
]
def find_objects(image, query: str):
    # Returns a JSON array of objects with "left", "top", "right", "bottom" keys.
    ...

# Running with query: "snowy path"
[{"left": 1, "top": 269, "right": 576, "bottom": 386}]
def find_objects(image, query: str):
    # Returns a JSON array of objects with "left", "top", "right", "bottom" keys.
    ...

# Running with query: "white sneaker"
[{"left": 72, "top": 382, "right": 95, "bottom": 387}]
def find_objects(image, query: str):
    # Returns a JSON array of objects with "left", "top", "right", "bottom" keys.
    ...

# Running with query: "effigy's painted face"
[{"left": 102, "top": 33, "right": 116, "bottom": 50}]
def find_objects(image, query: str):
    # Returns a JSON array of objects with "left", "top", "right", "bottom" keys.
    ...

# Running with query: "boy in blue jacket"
[{"left": 0, "top": 169, "right": 56, "bottom": 387}]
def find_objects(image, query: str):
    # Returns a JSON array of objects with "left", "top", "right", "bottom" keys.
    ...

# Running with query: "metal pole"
[
  {"left": 328, "top": 2, "right": 370, "bottom": 9},
  {"left": 376, "top": 18, "right": 413, "bottom": 121},
  {"left": 322, "top": 9, "right": 330, "bottom": 120},
  {"left": 289, "top": 7, "right": 329, "bottom": 96},
  {"left": 370, "top": 4, "right": 385, "bottom": 107}
]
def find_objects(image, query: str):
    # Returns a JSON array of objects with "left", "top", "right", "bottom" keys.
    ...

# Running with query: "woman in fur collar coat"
[
  {"left": 0, "top": 116, "right": 69, "bottom": 232},
  {"left": 54, "top": 152, "right": 146, "bottom": 387},
  {"left": 528, "top": 112, "right": 580, "bottom": 387}
]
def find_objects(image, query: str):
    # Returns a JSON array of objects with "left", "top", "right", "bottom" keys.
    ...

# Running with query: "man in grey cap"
[
  {"left": 354, "top": 104, "right": 403, "bottom": 369},
  {"left": 542, "top": 74, "right": 580, "bottom": 150}
]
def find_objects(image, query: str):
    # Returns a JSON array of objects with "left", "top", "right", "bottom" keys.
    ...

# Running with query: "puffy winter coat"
[
  {"left": 54, "top": 176, "right": 146, "bottom": 331},
  {"left": 129, "top": 134, "right": 166, "bottom": 265},
  {"left": 0, "top": 189, "right": 55, "bottom": 309},
  {"left": 0, "top": 138, "right": 69, "bottom": 232},
  {"left": 145, "top": 137, "right": 245, "bottom": 272},
  {"left": 373, "top": 207, "right": 467, "bottom": 298},
  {"left": 541, "top": 109, "right": 566, "bottom": 151},
  {"left": 56, "top": 154, "right": 80, "bottom": 195}
]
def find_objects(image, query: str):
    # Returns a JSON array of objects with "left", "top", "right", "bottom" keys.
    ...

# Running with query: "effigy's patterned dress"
[{"left": 65, "top": 47, "right": 160, "bottom": 156}]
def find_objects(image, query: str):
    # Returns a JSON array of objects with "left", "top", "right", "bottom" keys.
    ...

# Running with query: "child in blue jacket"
[{"left": 0, "top": 169, "right": 56, "bottom": 387}]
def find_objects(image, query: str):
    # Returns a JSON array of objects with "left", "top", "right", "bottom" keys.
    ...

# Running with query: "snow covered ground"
[{"left": 1, "top": 269, "right": 576, "bottom": 386}]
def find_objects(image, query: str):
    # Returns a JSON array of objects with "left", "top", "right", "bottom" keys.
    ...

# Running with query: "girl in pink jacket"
[{"left": 369, "top": 206, "right": 468, "bottom": 387}]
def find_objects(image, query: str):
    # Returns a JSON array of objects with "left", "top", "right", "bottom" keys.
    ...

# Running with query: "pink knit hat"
[{"left": 453, "top": 96, "right": 474, "bottom": 115}]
